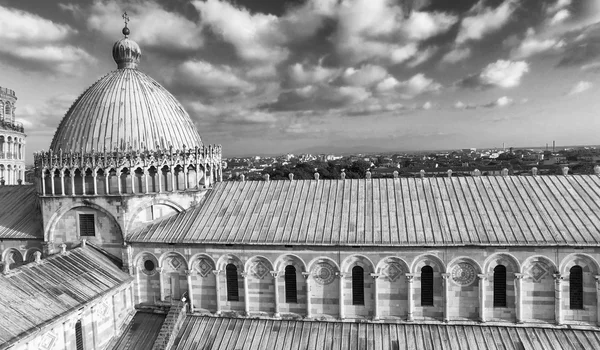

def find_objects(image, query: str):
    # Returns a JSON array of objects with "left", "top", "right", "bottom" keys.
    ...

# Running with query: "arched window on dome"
[
  {"left": 0, "top": 136, "right": 4, "bottom": 155},
  {"left": 96, "top": 168, "right": 106, "bottom": 195},
  {"left": 226, "top": 263, "right": 239, "bottom": 302},
  {"left": 570, "top": 265, "right": 584, "bottom": 310},
  {"left": 84, "top": 168, "right": 94, "bottom": 195},
  {"left": 106, "top": 168, "right": 118, "bottom": 194},
  {"left": 161, "top": 166, "right": 171, "bottom": 192},
  {"left": 187, "top": 165, "right": 197, "bottom": 189},
  {"left": 0, "top": 165, "right": 4, "bottom": 182},
  {"left": 0, "top": 102, "right": 4, "bottom": 121},
  {"left": 493, "top": 265, "right": 507, "bottom": 307},
  {"left": 284, "top": 265, "right": 297, "bottom": 303},
  {"left": 174, "top": 165, "right": 184, "bottom": 191},
  {"left": 73, "top": 169, "right": 84, "bottom": 195},
  {"left": 63, "top": 169, "right": 72, "bottom": 195},
  {"left": 53, "top": 169, "right": 63, "bottom": 195},
  {"left": 134, "top": 167, "right": 145, "bottom": 194},
  {"left": 421, "top": 266, "right": 434, "bottom": 306},
  {"left": 120, "top": 168, "right": 131, "bottom": 194},
  {"left": 352, "top": 266, "right": 365, "bottom": 306},
  {"left": 43, "top": 169, "right": 52, "bottom": 194},
  {"left": 148, "top": 166, "right": 158, "bottom": 192}
]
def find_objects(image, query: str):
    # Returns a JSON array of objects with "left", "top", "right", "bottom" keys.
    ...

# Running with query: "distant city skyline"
[{"left": 1, "top": 0, "right": 599, "bottom": 162}]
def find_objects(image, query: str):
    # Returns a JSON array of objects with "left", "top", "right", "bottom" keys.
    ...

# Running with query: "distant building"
[{"left": 0, "top": 87, "right": 26, "bottom": 185}]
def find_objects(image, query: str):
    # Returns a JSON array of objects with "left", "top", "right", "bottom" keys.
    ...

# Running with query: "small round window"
[{"left": 142, "top": 259, "right": 156, "bottom": 275}]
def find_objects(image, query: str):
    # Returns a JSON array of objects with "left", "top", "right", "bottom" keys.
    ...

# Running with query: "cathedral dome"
[{"left": 49, "top": 25, "right": 202, "bottom": 154}]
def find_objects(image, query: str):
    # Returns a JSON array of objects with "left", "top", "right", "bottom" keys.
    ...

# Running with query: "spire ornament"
[{"left": 122, "top": 11, "right": 130, "bottom": 37}]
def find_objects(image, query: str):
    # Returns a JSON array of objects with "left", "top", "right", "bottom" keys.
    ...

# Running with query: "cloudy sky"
[{"left": 2, "top": 0, "right": 600, "bottom": 161}]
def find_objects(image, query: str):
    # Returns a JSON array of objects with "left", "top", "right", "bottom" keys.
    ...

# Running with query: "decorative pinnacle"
[{"left": 122, "top": 11, "right": 130, "bottom": 37}]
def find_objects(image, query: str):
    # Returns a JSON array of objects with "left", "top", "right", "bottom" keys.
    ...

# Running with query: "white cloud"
[
  {"left": 342, "top": 65, "right": 388, "bottom": 87},
  {"left": 407, "top": 46, "right": 438, "bottom": 68},
  {"left": 0, "top": 5, "right": 93, "bottom": 75},
  {"left": 422, "top": 101, "right": 432, "bottom": 110},
  {"left": 479, "top": 60, "right": 530, "bottom": 88},
  {"left": 87, "top": 1, "right": 204, "bottom": 52},
  {"left": 568, "top": 81, "right": 593, "bottom": 95},
  {"left": 486, "top": 96, "right": 514, "bottom": 107},
  {"left": 401, "top": 11, "right": 458, "bottom": 41},
  {"left": 193, "top": 0, "right": 288, "bottom": 64},
  {"left": 288, "top": 63, "right": 339, "bottom": 87},
  {"left": 550, "top": 9, "right": 571, "bottom": 25},
  {"left": 441, "top": 47, "right": 471, "bottom": 64},
  {"left": 333, "top": 0, "right": 454, "bottom": 64},
  {"left": 171, "top": 60, "right": 255, "bottom": 96},
  {"left": 547, "top": 0, "right": 571, "bottom": 14},
  {"left": 456, "top": 0, "right": 517, "bottom": 44},
  {"left": 510, "top": 29, "right": 565, "bottom": 59},
  {"left": 376, "top": 73, "right": 441, "bottom": 98}
]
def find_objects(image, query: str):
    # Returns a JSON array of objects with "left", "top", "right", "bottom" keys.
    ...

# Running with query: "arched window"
[
  {"left": 352, "top": 266, "right": 365, "bottom": 305},
  {"left": 570, "top": 265, "right": 583, "bottom": 310},
  {"left": 493, "top": 265, "right": 507, "bottom": 307},
  {"left": 421, "top": 266, "right": 434, "bottom": 306},
  {"left": 75, "top": 320, "right": 83, "bottom": 350},
  {"left": 284, "top": 265, "right": 297, "bottom": 303},
  {"left": 226, "top": 263, "right": 239, "bottom": 302}
]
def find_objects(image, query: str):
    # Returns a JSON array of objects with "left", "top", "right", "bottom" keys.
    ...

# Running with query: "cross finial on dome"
[{"left": 122, "top": 11, "right": 130, "bottom": 37}]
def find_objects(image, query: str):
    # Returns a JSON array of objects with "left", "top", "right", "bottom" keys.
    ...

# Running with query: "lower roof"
[
  {"left": 129, "top": 176, "right": 600, "bottom": 247},
  {"left": 172, "top": 316, "right": 600, "bottom": 350},
  {"left": 0, "top": 185, "right": 42, "bottom": 239},
  {"left": 111, "top": 312, "right": 165, "bottom": 350},
  {"left": 0, "top": 247, "right": 132, "bottom": 347}
]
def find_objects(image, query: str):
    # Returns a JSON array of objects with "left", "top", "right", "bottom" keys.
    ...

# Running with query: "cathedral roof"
[
  {"left": 0, "top": 185, "right": 42, "bottom": 240},
  {"left": 173, "top": 316, "right": 600, "bottom": 350},
  {"left": 0, "top": 247, "right": 132, "bottom": 347},
  {"left": 49, "top": 26, "right": 202, "bottom": 153},
  {"left": 128, "top": 175, "right": 600, "bottom": 246}
]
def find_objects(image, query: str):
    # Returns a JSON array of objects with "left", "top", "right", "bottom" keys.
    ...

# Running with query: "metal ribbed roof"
[
  {"left": 111, "top": 312, "right": 165, "bottom": 350},
  {"left": 128, "top": 175, "right": 600, "bottom": 246},
  {"left": 49, "top": 68, "right": 203, "bottom": 153},
  {"left": 0, "top": 185, "right": 42, "bottom": 240},
  {"left": 172, "top": 316, "right": 600, "bottom": 350},
  {"left": 0, "top": 247, "right": 132, "bottom": 347}
]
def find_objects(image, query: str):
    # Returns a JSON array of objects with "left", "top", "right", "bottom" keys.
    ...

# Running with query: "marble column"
[
  {"left": 157, "top": 267, "right": 165, "bottom": 302},
  {"left": 302, "top": 272, "right": 312, "bottom": 318},
  {"left": 406, "top": 273, "right": 415, "bottom": 322},
  {"left": 554, "top": 273, "right": 563, "bottom": 325},
  {"left": 105, "top": 172, "right": 110, "bottom": 195},
  {"left": 595, "top": 276, "right": 600, "bottom": 326},
  {"left": 93, "top": 174, "right": 98, "bottom": 195},
  {"left": 131, "top": 171, "right": 136, "bottom": 194},
  {"left": 242, "top": 272, "right": 250, "bottom": 316},
  {"left": 60, "top": 173, "right": 66, "bottom": 195},
  {"left": 337, "top": 272, "right": 345, "bottom": 320},
  {"left": 41, "top": 172, "right": 46, "bottom": 194},
  {"left": 112, "top": 294, "right": 119, "bottom": 333},
  {"left": 144, "top": 169, "right": 149, "bottom": 194},
  {"left": 442, "top": 273, "right": 451, "bottom": 322},
  {"left": 71, "top": 174, "right": 76, "bottom": 195},
  {"left": 370, "top": 273, "right": 380, "bottom": 321},
  {"left": 213, "top": 270, "right": 222, "bottom": 315},
  {"left": 158, "top": 168, "right": 163, "bottom": 192},
  {"left": 186, "top": 270, "right": 194, "bottom": 312},
  {"left": 514, "top": 273, "right": 525, "bottom": 323},
  {"left": 50, "top": 172, "right": 55, "bottom": 195},
  {"left": 478, "top": 274, "right": 487, "bottom": 323},
  {"left": 271, "top": 271, "right": 281, "bottom": 317}
]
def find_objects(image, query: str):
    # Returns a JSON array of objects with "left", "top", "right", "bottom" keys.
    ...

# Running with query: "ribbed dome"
[{"left": 50, "top": 68, "right": 203, "bottom": 153}]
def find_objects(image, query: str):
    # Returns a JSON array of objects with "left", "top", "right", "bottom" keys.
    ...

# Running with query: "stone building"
[
  {"left": 0, "top": 86, "right": 26, "bottom": 185},
  {"left": 2, "top": 22, "right": 600, "bottom": 349}
]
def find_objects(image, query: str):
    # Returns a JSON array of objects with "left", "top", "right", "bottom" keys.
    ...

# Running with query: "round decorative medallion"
[
  {"left": 141, "top": 258, "right": 157, "bottom": 276},
  {"left": 313, "top": 263, "right": 336, "bottom": 285},
  {"left": 451, "top": 263, "right": 476, "bottom": 286}
]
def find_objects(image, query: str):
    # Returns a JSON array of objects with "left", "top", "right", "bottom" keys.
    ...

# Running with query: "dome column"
[
  {"left": 202, "top": 163, "right": 207, "bottom": 188},
  {"left": 144, "top": 167, "right": 149, "bottom": 194},
  {"left": 41, "top": 171, "right": 46, "bottom": 195},
  {"left": 183, "top": 166, "right": 189, "bottom": 190},
  {"left": 131, "top": 170, "right": 136, "bottom": 194},
  {"left": 302, "top": 272, "right": 312, "bottom": 318},
  {"left": 60, "top": 171, "right": 65, "bottom": 196},
  {"left": 105, "top": 171, "right": 110, "bottom": 194},
  {"left": 171, "top": 167, "right": 176, "bottom": 192},
  {"left": 158, "top": 167, "right": 163, "bottom": 192},
  {"left": 93, "top": 171, "right": 98, "bottom": 195},
  {"left": 117, "top": 168, "right": 123, "bottom": 195},
  {"left": 213, "top": 270, "right": 222, "bottom": 315},
  {"left": 50, "top": 171, "right": 55, "bottom": 195},
  {"left": 70, "top": 172, "right": 76, "bottom": 196}
]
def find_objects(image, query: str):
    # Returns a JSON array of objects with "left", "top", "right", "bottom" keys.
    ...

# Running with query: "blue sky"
[{"left": 1, "top": 0, "right": 599, "bottom": 160}]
